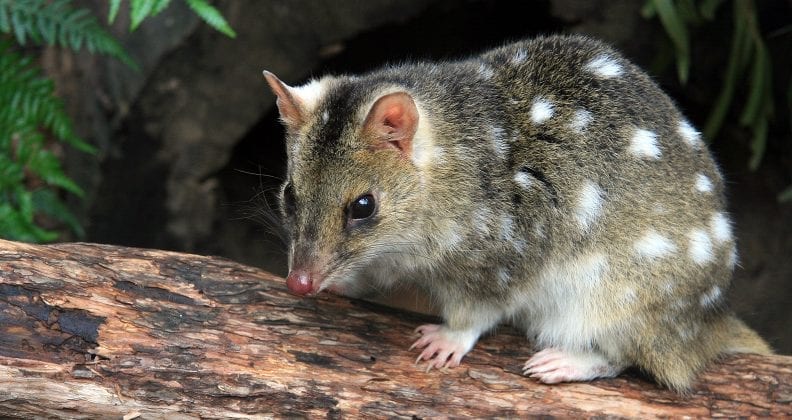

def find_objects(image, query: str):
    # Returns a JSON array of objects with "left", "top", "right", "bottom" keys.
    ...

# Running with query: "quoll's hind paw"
[
  {"left": 522, "top": 348, "right": 622, "bottom": 384},
  {"left": 410, "top": 324, "right": 471, "bottom": 371}
]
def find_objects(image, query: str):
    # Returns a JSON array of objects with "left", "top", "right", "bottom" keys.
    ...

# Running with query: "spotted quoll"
[{"left": 263, "top": 34, "right": 771, "bottom": 391}]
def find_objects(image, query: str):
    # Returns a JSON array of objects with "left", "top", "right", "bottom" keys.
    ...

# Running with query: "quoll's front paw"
[
  {"left": 522, "top": 348, "right": 622, "bottom": 384},
  {"left": 409, "top": 324, "right": 476, "bottom": 371}
]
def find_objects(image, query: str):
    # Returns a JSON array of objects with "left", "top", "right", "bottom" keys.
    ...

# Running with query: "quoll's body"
[{"left": 263, "top": 35, "right": 770, "bottom": 391}]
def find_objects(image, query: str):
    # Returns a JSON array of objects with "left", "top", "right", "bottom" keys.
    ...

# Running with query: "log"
[{"left": 0, "top": 239, "right": 790, "bottom": 418}]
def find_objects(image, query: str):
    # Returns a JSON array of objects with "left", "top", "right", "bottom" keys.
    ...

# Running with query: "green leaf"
[
  {"left": 652, "top": 0, "right": 691, "bottom": 84},
  {"left": 185, "top": 0, "right": 236, "bottom": 38},
  {"left": 108, "top": 0, "right": 122, "bottom": 24},
  {"left": 0, "top": 3, "right": 9, "bottom": 32},
  {"left": 0, "top": 155, "right": 24, "bottom": 190},
  {"left": 27, "top": 149, "right": 84, "bottom": 196},
  {"left": 641, "top": 0, "right": 657, "bottom": 18},
  {"left": 677, "top": 0, "right": 700, "bottom": 24},
  {"left": 739, "top": 43, "right": 771, "bottom": 126},
  {"left": 151, "top": 0, "right": 172, "bottom": 16},
  {"left": 31, "top": 188, "right": 85, "bottom": 238},
  {"left": 0, "top": 44, "right": 89, "bottom": 242},
  {"left": 703, "top": 2, "right": 753, "bottom": 141},
  {"left": 0, "top": 0, "right": 137, "bottom": 68},
  {"left": 129, "top": 0, "right": 155, "bottom": 31},
  {"left": 14, "top": 185, "right": 34, "bottom": 223},
  {"left": 11, "top": 5, "right": 28, "bottom": 44},
  {"left": 747, "top": 117, "right": 767, "bottom": 170},
  {"left": 0, "top": 203, "right": 58, "bottom": 242}
]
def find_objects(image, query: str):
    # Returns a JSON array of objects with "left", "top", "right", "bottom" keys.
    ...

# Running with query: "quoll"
[{"left": 263, "top": 35, "right": 771, "bottom": 391}]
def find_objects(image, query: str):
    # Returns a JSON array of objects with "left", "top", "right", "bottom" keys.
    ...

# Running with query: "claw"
[
  {"left": 408, "top": 323, "right": 477, "bottom": 373},
  {"left": 523, "top": 348, "right": 622, "bottom": 384}
]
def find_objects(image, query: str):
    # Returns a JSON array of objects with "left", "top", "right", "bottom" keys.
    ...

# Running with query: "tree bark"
[{"left": 0, "top": 239, "right": 789, "bottom": 418}]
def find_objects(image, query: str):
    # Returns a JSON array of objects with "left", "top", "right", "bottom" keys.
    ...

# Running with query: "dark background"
[{"left": 42, "top": 1, "right": 791, "bottom": 353}]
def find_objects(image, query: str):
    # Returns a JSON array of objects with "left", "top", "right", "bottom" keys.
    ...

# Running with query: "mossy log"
[{"left": 0, "top": 239, "right": 790, "bottom": 418}]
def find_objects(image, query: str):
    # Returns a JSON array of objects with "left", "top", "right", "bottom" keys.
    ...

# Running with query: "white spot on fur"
[
  {"left": 695, "top": 173, "right": 713, "bottom": 193},
  {"left": 514, "top": 171, "right": 533, "bottom": 190},
  {"left": 575, "top": 181, "right": 605, "bottom": 231},
  {"left": 699, "top": 285, "right": 722, "bottom": 308},
  {"left": 498, "top": 268, "right": 510, "bottom": 284},
  {"left": 512, "top": 238, "right": 527, "bottom": 254},
  {"left": 585, "top": 55, "right": 623, "bottom": 78},
  {"left": 491, "top": 126, "right": 508, "bottom": 158},
  {"left": 662, "top": 282, "right": 675, "bottom": 294},
  {"left": 321, "top": 110, "right": 329, "bottom": 124},
  {"left": 629, "top": 128, "right": 661, "bottom": 159},
  {"left": 511, "top": 50, "right": 527, "bottom": 65},
  {"left": 533, "top": 222, "right": 545, "bottom": 239},
  {"left": 676, "top": 323, "right": 700, "bottom": 341},
  {"left": 530, "top": 98, "right": 555, "bottom": 124},
  {"left": 678, "top": 119, "right": 703, "bottom": 149},
  {"left": 291, "top": 79, "right": 326, "bottom": 112},
  {"left": 500, "top": 215, "right": 515, "bottom": 242},
  {"left": 410, "top": 102, "right": 436, "bottom": 169},
  {"left": 569, "top": 108, "right": 592, "bottom": 133},
  {"left": 622, "top": 287, "right": 637, "bottom": 304},
  {"left": 439, "top": 229, "right": 464, "bottom": 251},
  {"left": 478, "top": 63, "right": 495, "bottom": 79},
  {"left": 688, "top": 228, "right": 713, "bottom": 265},
  {"left": 473, "top": 209, "right": 492, "bottom": 236},
  {"left": 710, "top": 212, "right": 733, "bottom": 244},
  {"left": 634, "top": 230, "right": 677, "bottom": 260}
]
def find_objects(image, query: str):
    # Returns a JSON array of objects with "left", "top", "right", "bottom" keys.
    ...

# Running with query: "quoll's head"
[{"left": 263, "top": 71, "right": 429, "bottom": 297}]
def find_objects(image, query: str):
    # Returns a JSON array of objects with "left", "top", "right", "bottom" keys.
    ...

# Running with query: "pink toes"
[
  {"left": 410, "top": 324, "right": 471, "bottom": 371},
  {"left": 522, "top": 348, "right": 622, "bottom": 384}
]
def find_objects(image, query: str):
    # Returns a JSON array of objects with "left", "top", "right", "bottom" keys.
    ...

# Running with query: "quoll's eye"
[{"left": 349, "top": 194, "right": 376, "bottom": 221}]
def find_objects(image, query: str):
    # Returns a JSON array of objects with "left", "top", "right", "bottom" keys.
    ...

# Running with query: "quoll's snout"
[{"left": 285, "top": 268, "right": 315, "bottom": 296}]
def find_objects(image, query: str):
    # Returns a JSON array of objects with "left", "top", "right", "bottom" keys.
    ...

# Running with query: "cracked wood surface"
[{"left": 0, "top": 239, "right": 790, "bottom": 418}]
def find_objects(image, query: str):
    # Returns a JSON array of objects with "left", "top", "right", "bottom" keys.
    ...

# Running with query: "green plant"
[
  {"left": 643, "top": 0, "right": 787, "bottom": 172},
  {"left": 0, "top": 42, "right": 91, "bottom": 241},
  {"left": 109, "top": 0, "right": 236, "bottom": 37},
  {"left": 0, "top": 0, "right": 234, "bottom": 242}
]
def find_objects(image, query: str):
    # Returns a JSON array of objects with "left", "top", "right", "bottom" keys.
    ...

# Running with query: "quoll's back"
[{"left": 264, "top": 35, "right": 771, "bottom": 392}]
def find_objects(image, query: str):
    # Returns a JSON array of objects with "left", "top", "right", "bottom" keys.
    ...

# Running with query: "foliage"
[
  {"left": 0, "top": 0, "right": 235, "bottom": 243},
  {"left": 0, "top": 42, "right": 89, "bottom": 241},
  {"left": 643, "top": 0, "right": 786, "bottom": 174},
  {"left": 108, "top": 0, "right": 236, "bottom": 38},
  {"left": 0, "top": 0, "right": 135, "bottom": 67}
]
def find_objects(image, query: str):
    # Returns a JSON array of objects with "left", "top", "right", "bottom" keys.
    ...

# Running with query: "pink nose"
[{"left": 286, "top": 269, "right": 314, "bottom": 295}]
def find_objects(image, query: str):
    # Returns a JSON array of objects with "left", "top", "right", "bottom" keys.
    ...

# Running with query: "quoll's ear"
[
  {"left": 263, "top": 70, "right": 305, "bottom": 129},
  {"left": 363, "top": 92, "right": 419, "bottom": 158}
]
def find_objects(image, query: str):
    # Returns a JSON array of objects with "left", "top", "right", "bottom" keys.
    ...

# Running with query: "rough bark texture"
[{"left": 1, "top": 239, "right": 790, "bottom": 418}]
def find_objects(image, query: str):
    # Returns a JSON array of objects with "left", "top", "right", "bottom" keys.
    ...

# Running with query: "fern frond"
[
  {"left": 0, "top": 43, "right": 93, "bottom": 153},
  {"left": 185, "top": 0, "right": 235, "bottom": 37},
  {"left": 108, "top": 0, "right": 122, "bottom": 24},
  {"left": 0, "top": 43, "right": 90, "bottom": 241},
  {"left": 0, "top": 0, "right": 136, "bottom": 68},
  {"left": 107, "top": 0, "right": 235, "bottom": 38},
  {"left": 129, "top": 0, "right": 155, "bottom": 31}
]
